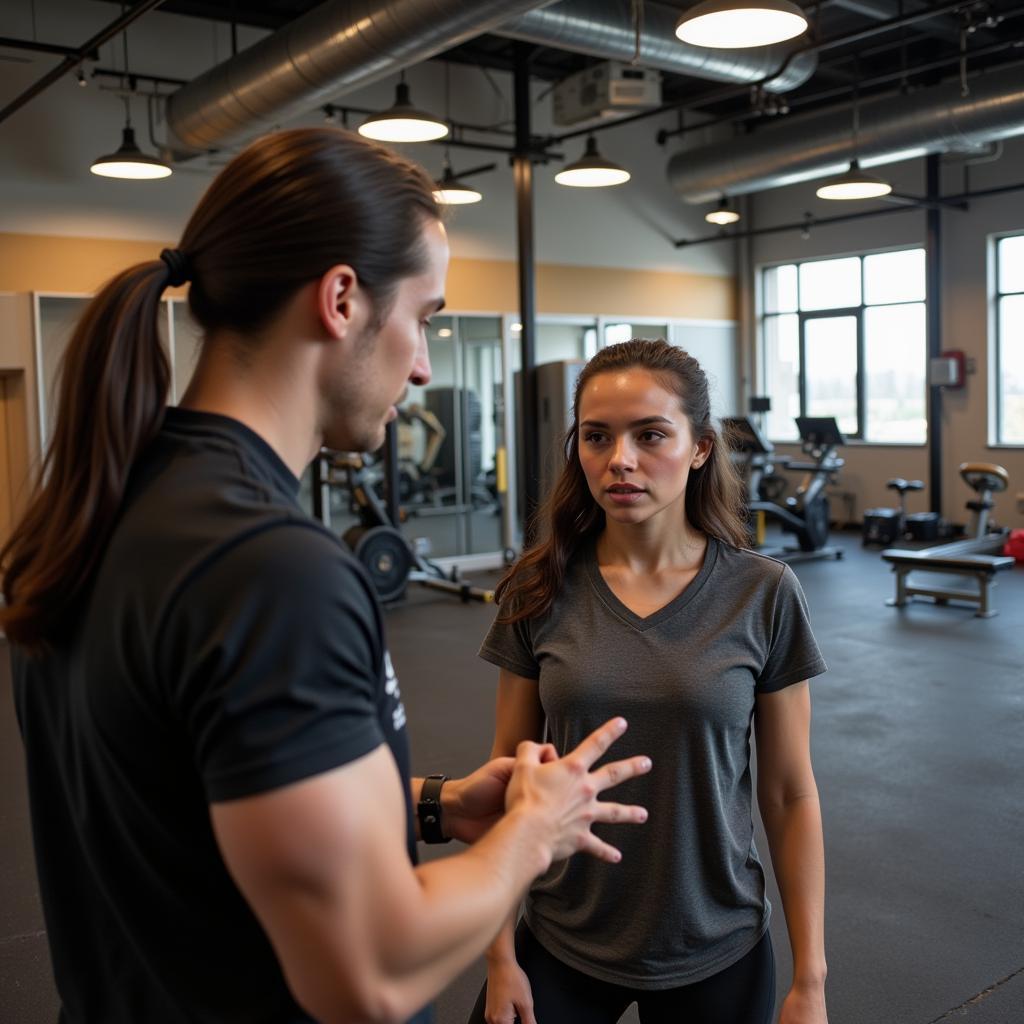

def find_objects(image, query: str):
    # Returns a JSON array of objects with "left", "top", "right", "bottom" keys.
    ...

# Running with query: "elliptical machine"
[{"left": 735, "top": 416, "right": 845, "bottom": 562}]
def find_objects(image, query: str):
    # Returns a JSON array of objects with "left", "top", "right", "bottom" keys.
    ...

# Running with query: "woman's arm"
[{"left": 755, "top": 681, "right": 828, "bottom": 1024}]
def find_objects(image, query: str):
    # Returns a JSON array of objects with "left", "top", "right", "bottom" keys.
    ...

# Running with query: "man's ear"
[{"left": 316, "top": 264, "right": 362, "bottom": 341}]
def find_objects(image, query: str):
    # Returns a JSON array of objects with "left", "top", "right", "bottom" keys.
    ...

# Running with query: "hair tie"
[{"left": 159, "top": 248, "right": 191, "bottom": 288}]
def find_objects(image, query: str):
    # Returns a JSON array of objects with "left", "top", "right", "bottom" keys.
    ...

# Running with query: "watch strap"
[{"left": 417, "top": 774, "right": 451, "bottom": 844}]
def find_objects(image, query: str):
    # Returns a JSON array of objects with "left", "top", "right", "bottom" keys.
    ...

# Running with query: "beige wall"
[
  {"left": 446, "top": 257, "right": 735, "bottom": 321},
  {"left": 0, "top": 293, "right": 39, "bottom": 527},
  {"left": 0, "top": 232, "right": 735, "bottom": 547},
  {"left": 0, "top": 233, "right": 734, "bottom": 321}
]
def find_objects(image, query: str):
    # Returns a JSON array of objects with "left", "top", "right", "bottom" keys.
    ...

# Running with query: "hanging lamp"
[
  {"left": 816, "top": 159, "right": 892, "bottom": 200},
  {"left": 358, "top": 78, "right": 448, "bottom": 143},
  {"left": 554, "top": 136, "right": 630, "bottom": 188},
  {"left": 91, "top": 125, "right": 172, "bottom": 179},
  {"left": 91, "top": 97, "right": 171, "bottom": 180},
  {"left": 90, "top": 30, "right": 171, "bottom": 180},
  {"left": 433, "top": 159, "right": 482, "bottom": 205},
  {"left": 675, "top": 0, "right": 808, "bottom": 48},
  {"left": 705, "top": 195, "right": 740, "bottom": 225},
  {"left": 815, "top": 84, "right": 891, "bottom": 200}
]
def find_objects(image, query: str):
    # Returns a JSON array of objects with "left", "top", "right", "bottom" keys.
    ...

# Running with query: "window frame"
[
  {"left": 759, "top": 247, "right": 927, "bottom": 445},
  {"left": 993, "top": 232, "right": 1024, "bottom": 447},
  {"left": 799, "top": 306, "right": 864, "bottom": 439}
]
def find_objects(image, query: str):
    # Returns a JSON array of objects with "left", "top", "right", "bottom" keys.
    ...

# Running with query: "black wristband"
[{"left": 417, "top": 774, "right": 451, "bottom": 844}]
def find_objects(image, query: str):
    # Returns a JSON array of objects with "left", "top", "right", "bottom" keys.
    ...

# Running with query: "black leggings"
[{"left": 468, "top": 921, "right": 775, "bottom": 1024}]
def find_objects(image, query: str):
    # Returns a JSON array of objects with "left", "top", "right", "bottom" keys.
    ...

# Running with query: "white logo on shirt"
[{"left": 384, "top": 650, "right": 407, "bottom": 731}]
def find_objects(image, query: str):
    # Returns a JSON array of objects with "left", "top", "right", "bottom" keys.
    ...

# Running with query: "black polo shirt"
[{"left": 12, "top": 408, "right": 426, "bottom": 1024}]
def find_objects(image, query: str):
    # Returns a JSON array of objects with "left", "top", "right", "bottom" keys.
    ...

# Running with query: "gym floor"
[{"left": 2, "top": 531, "right": 1022, "bottom": 1023}]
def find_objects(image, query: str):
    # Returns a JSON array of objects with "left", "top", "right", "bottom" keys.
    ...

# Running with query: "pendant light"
[
  {"left": 815, "top": 82, "right": 891, "bottom": 200},
  {"left": 358, "top": 72, "right": 448, "bottom": 143},
  {"left": 705, "top": 195, "right": 740, "bottom": 225},
  {"left": 90, "top": 122, "right": 172, "bottom": 179},
  {"left": 675, "top": 0, "right": 808, "bottom": 49},
  {"left": 433, "top": 157, "right": 482, "bottom": 205},
  {"left": 430, "top": 70, "right": 479, "bottom": 203},
  {"left": 816, "top": 159, "right": 892, "bottom": 200},
  {"left": 554, "top": 136, "right": 630, "bottom": 188},
  {"left": 90, "top": 27, "right": 171, "bottom": 180}
]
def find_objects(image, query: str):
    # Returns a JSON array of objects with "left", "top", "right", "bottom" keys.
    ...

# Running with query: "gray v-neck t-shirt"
[{"left": 479, "top": 538, "right": 826, "bottom": 989}]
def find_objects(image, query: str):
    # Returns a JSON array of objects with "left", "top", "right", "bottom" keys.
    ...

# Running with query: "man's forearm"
[{"left": 374, "top": 807, "right": 548, "bottom": 1019}]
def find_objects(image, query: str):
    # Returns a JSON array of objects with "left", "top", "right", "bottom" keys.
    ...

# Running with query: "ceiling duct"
[
  {"left": 668, "top": 62, "right": 1024, "bottom": 202},
  {"left": 165, "top": 0, "right": 554, "bottom": 151},
  {"left": 495, "top": 0, "right": 817, "bottom": 94},
  {"left": 165, "top": 0, "right": 818, "bottom": 154}
]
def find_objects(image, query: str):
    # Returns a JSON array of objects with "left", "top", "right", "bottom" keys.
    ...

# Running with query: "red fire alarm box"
[{"left": 929, "top": 349, "right": 966, "bottom": 388}]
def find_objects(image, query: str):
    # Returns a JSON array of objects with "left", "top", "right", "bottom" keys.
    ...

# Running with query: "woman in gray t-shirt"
[{"left": 470, "top": 340, "right": 828, "bottom": 1024}]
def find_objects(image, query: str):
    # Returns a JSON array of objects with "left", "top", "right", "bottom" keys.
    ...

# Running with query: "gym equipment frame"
[
  {"left": 724, "top": 415, "right": 846, "bottom": 564},
  {"left": 881, "top": 463, "right": 1013, "bottom": 618}
]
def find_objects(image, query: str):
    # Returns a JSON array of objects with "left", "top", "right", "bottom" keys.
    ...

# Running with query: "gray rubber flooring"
[{"left": 2, "top": 531, "right": 1023, "bottom": 1023}]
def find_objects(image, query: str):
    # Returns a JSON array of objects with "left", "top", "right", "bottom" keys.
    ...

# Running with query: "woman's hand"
[
  {"left": 778, "top": 982, "right": 828, "bottom": 1024},
  {"left": 484, "top": 956, "right": 536, "bottom": 1024},
  {"left": 442, "top": 757, "right": 516, "bottom": 844}
]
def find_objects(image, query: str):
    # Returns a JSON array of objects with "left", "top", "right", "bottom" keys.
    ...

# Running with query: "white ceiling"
[{"left": 0, "top": 0, "right": 734, "bottom": 276}]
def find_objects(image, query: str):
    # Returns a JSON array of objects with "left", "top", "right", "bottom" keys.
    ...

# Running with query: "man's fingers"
[
  {"left": 591, "top": 801, "right": 648, "bottom": 825},
  {"left": 565, "top": 717, "right": 629, "bottom": 770},
  {"left": 592, "top": 754, "right": 653, "bottom": 792},
  {"left": 516, "top": 1000, "right": 537, "bottom": 1024},
  {"left": 577, "top": 833, "right": 625, "bottom": 864}
]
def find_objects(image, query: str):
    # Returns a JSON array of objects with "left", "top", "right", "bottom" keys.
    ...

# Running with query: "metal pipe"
[
  {"left": 672, "top": 178, "right": 1024, "bottom": 248},
  {"left": 495, "top": 0, "right": 817, "bottom": 93},
  {"left": 925, "top": 154, "right": 943, "bottom": 517},
  {"left": 656, "top": 39, "right": 1024, "bottom": 144},
  {"left": 668, "top": 61, "right": 1024, "bottom": 202},
  {"left": 0, "top": 37, "right": 99, "bottom": 60},
  {"left": 165, "top": 0, "right": 553, "bottom": 152},
  {"left": 0, "top": 0, "right": 167, "bottom": 125},
  {"left": 384, "top": 421, "right": 401, "bottom": 530},
  {"left": 674, "top": 203, "right": 919, "bottom": 247},
  {"left": 514, "top": 43, "right": 540, "bottom": 540}
]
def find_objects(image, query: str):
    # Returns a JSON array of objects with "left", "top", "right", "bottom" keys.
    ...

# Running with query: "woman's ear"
[{"left": 692, "top": 437, "right": 713, "bottom": 469}]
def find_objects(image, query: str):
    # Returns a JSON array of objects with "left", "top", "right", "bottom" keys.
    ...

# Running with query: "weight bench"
[{"left": 881, "top": 546, "right": 1015, "bottom": 618}]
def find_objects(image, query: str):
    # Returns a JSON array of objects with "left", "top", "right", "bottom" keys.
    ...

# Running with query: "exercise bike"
[
  {"left": 721, "top": 415, "right": 785, "bottom": 547},
  {"left": 729, "top": 416, "right": 845, "bottom": 563},
  {"left": 315, "top": 449, "right": 494, "bottom": 606}
]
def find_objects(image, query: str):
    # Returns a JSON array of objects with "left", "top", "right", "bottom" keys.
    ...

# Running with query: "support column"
[
  {"left": 925, "top": 153, "right": 943, "bottom": 516},
  {"left": 513, "top": 43, "right": 539, "bottom": 541},
  {"left": 384, "top": 420, "right": 401, "bottom": 529}
]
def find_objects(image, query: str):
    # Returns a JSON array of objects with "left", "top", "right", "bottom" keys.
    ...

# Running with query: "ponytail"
[
  {"left": 0, "top": 261, "right": 171, "bottom": 649},
  {"left": 2, "top": 127, "right": 441, "bottom": 651}
]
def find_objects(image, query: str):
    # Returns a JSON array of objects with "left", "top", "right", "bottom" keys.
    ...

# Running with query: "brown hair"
[
  {"left": 496, "top": 339, "right": 748, "bottom": 623},
  {"left": 1, "top": 127, "right": 439, "bottom": 650}
]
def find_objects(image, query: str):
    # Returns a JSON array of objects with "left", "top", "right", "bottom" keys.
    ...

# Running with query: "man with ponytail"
[
  {"left": 1, "top": 129, "right": 652, "bottom": 1024},
  {"left": 472, "top": 340, "right": 829, "bottom": 1024}
]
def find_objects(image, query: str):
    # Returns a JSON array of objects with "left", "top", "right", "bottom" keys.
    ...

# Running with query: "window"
[
  {"left": 995, "top": 234, "right": 1024, "bottom": 444},
  {"left": 760, "top": 249, "right": 927, "bottom": 443}
]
